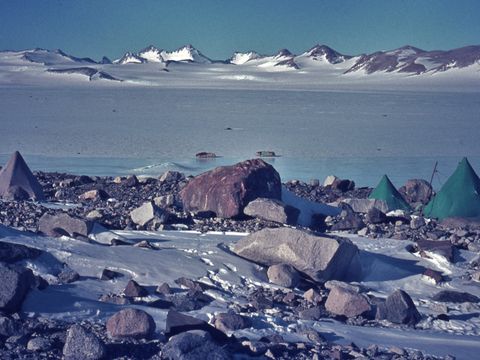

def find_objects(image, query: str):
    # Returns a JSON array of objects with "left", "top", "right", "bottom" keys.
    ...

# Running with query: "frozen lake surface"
[{"left": 1, "top": 86, "right": 479, "bottom": 186}]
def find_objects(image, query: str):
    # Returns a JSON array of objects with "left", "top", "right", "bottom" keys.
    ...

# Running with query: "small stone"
[
  {"left": 98, "top": 294, "right": 130, "bottom": 305},
  {"left": 123, "top": 279, "right": 148, "bottom": 297},
  {"left": 389, "top": 346, "right": 405, "bottom": 356},
  {"left": 0, "top": 316, "right": 21, "bottom": 337},
  {"left": 86, "top": 210, "right": 103, "bottom": 220},
  {"left": 79, "top": 189, "right": 109, "bottom": 201},
  {"left": 123, "top": 175, "right": 139, "bottom": 187},
  {"left": 100, "top": 268, "right": 122, "bottom": 280},
  {"left": 174, "top": 277, "right": 206, "bottom": 292},
  {"left": 304, "top": 288, "right": 321, "bottom": 303},
  {"left": 323, "top": 175, "right": 339, "bottom": 187},
  {"left": 27, "top": 337, "right": 52, "bottom": 352},
  {"left": 130, "top": 201, "right": 169, "bottom": 227},
  {"left": 298, "top": 306, "right": 323, "bottom": 320},
  {"left": 58, "top": 266, "right": 80, "bottom": 284},
  {"left": 423, "top": 269, "right": 444, "bottom": 284},
  {"left": 267, "top": 263, "right": 300, "bottom": 288},
  {"left": 366, "top": 207, "right": 387, "bottom": 224},
  {"left": 156, "top": 282, "right": 173, "bottom": 295},
  {"left": 410, "top": 216, "right": 426, "bottom": 230},
  {"left": 214, "top": 312, "right": 249, "bottom": 333},
  {"left": 154, "top": 195, "right": 175, "bottom": 208}
]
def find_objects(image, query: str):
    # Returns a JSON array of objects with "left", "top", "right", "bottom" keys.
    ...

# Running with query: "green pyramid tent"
[
  {"left": 369, "top": 175, "right": 411, "bottom": 211},
  {"left": 423, "top": 158, "right": 480, "bottom": 220}
]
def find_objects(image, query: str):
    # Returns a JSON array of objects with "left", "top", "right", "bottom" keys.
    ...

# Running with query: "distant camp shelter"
[
  {"left": 369, "top": 174, "right": 411, "bottom": 211},
  {"left": 0, "top": 151, "right": 45, "bottom": 201},
  {"left": 423, "top": 157, "right": 480, "bottom": 220}
]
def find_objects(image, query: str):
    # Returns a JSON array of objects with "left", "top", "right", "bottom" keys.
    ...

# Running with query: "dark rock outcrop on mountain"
[
  {"left": 345, "top": 45, "right": 480, "bottom": 75},
  {"left": 306, "top": 44, "right": 352, "bottom": 64},
  {"left": 48, "top": 67, "right": 121, "bottom": 81},
  {"left": 180, "top": 159, "right": 281, "bottom": 218}
]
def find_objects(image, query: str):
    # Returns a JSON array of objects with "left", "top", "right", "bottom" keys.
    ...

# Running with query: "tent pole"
[{"left": 427, "top": 161, "right": 438, "bottom": 199}]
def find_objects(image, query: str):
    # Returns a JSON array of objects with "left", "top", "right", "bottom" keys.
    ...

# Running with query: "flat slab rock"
[
  {"left": 233, "top": 227, "right": 359, "bottom": 282},
  {"left": 38, "top": 212, "right": 92, "bottom": 238}
]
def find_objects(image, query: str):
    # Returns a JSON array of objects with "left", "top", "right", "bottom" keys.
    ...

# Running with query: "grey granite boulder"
[
  {"left": 130, "top": 201, "right": 169, "bottom": 227},
  {"left": 244, "top": 198, "right": 300, "bottom": 225},
  {"left": 63, "top": 324, "right": 106, "bottom": 360},
  {"left": 233, "top": 227, "right": 359, "bottom": 282}
]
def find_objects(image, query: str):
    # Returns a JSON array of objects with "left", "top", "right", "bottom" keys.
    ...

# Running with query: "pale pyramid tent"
[
  {"left": 423, "top": 157, "right": 480, "bottom": 220},
  {"left": 369, "top": 175, "right": 411, "bottom": 211},
  {"left": 0, "top": 151, "right": 45, "bottom": 200}
]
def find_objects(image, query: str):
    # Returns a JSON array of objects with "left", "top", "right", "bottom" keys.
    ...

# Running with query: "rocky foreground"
[{"left": 1, "top": 156, "right": 480, "bottom": 359}]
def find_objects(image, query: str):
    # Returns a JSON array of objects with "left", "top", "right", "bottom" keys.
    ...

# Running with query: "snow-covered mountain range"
[{"left": 0, "top": 43, "right": 479, "bottom": 85}]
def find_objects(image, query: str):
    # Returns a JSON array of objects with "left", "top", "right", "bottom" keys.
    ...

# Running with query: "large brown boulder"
[
  {"left": 106, "top": 308, "right": 155, "bottom": 339},
  {"left": 399, "top": 179, "right": 432, "bottom": 205},
  {"left": 233, "top": 227, "right": 359, "bottom": 282},
  {"left": 179, "top": 159, "right": 281, "bottom": 218}
]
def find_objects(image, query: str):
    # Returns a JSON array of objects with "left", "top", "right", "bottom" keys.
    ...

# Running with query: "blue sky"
[{"left": 0, "top": 0, "right": 479, "bottom": 61}]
